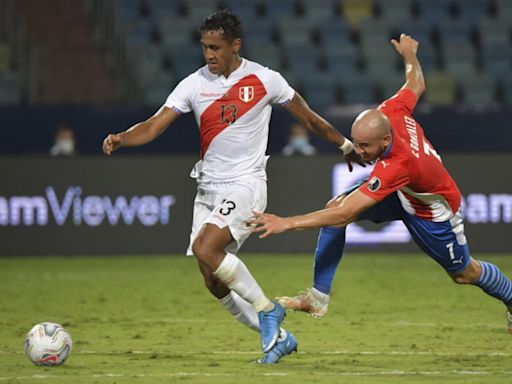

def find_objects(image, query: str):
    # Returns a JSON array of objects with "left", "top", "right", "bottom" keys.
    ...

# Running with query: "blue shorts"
[{"left": 341, "top": 182, "right": 471, "bottom": 274}]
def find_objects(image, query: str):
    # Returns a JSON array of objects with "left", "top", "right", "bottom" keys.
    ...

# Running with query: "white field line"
[
  {"left": 3, "top": 349, "right": 511, "bottom": 357},
  {"left": 2, "top": 370, "right": 512, "bottom": 381}
]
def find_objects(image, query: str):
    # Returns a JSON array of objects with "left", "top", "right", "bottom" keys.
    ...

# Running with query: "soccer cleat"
[
  {"left": 256, "top": 331, "right": 298, "bottom": 364},
  {"left": 258, "top": 301, "right": 286, "bottom": 353},
  {"left": 276, "top": 287, "right": 329, "bottom": 319},
  {"left": 507, "top": 311, "right": 512, "bottom": 334}
]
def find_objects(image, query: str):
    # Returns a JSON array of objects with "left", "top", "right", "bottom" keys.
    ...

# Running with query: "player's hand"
[
  {"left": 391, "top": 33, "right": 418, "bottom": 57},
  {"left": 247, "top": 212, "right": 290, "bottom": 239},
  {"left": 102, "top": 134, "right": 123, "bottom": 155},
  {"left": 344, "top": 150, "right": 367, "bottom": 172}
]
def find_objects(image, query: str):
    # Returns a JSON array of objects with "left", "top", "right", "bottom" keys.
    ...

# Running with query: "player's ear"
[{"left": 232, "top": 38, "right": 241, "bottom": 54}]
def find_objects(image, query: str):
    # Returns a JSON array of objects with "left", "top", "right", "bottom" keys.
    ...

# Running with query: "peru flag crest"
[{"left": 239, "top": 86, "right": 254, "bottom": 103}]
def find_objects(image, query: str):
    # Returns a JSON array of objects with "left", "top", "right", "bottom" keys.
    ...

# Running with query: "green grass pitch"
[{"left": 1, "top": 254, "right": 512, "bottom": 383}]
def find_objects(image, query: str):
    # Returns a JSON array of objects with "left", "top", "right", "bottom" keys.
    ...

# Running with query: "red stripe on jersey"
[{"left": 199, "top": 74, "right": 267, "bottom": 158}]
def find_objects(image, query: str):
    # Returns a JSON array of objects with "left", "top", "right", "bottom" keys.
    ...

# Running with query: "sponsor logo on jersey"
[
  {"left": 367, "top": 176, "right": 381, "bottom": 192},
  {"left": 239, "top": 86, "right": 254, "bottom": 102}
]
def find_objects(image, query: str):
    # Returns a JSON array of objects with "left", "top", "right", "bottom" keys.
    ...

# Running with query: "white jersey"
[{"left": 164, "top": 58, "right": 295, "bottom": 183}]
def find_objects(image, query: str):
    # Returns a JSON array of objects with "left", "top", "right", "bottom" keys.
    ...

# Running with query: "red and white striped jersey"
[
  {"left": 359, "top": 89, "right": 462, "bottom": 222},
  {"left": 164, "top": 58, "right": 295, "bottom": 183}
]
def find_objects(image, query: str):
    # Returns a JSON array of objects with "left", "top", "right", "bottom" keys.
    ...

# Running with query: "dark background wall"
[
  {"left": 0, "top": 154, "right": 510, "bottom": 255},
  {"left": 1, "top": 105, "right": 512, "bottom": 155}
]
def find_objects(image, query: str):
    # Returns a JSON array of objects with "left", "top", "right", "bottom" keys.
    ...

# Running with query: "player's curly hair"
[{"left": 200, "top": 9, "right": 242, "bottom": 41}]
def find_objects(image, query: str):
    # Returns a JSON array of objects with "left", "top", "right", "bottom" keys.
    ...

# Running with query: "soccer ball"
[{"left": 24, "top": 322, "right": 72, "bottom": 366}]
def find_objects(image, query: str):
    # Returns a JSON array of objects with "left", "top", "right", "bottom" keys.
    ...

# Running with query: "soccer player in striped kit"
[
  {"left": 102, "top": 10, "right": 363, "bottom": 363},
  {"left": 249, "top": 34, "right": 512, "bottom": 334}
]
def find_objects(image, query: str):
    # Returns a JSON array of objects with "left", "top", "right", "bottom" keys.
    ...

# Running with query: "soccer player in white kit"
[{"left": 102, "top": 9, "right": 363, "bottom": 363}]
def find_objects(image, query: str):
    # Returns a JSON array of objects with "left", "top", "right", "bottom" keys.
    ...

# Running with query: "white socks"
[
  {"left": 218, "top": 291, "right": 259, "bottom": 331},
  {"left": 214, "top": 252, "right": 273, "bottom": 312}
]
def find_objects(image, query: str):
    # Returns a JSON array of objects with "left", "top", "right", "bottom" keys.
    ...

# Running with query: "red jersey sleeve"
[
  {"left": 359, "top": 159, "right": 410, "bottom": 202},
  {"left": 378, "top": 88, "right": 417, "bottom": 116}
]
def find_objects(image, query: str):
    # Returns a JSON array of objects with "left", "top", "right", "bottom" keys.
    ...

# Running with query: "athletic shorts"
[
  {"left": 341, "top": 181, "right": 471, "bottom": 274},
  {"left": 186, "top": 176, "right": 267, "bottom": 256}
]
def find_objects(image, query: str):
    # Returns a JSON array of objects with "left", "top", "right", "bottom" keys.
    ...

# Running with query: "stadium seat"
[
  {"left": 133, "top": 45, "right": 164, "bottom": 88},
  {"left": 115, "top": 0, "right": 142, "bottom": 22},
  {"left": 262, "top": 0, "right": 298, "bottom": 22},
  {"left": 495, "top": 0, "right": 512, "bottom": 19},
  {"left": 478, "top": 17, "right": 511, "bottom": 49},
  {"left": 397, "top": 19, "right": 432, "bottom": 45},
  {"left": 341, "top": 0, "right": 374, "bottom": 30},
  {"left": 416, "top": 0, "right": 451, "bottom": 25},
  {"left": 317, "top": 19, "right": 352, "bottom": 47},
  {"left": 184, "top": 0, "right": 219, "bottom": 20},
  {"left": 278, "top": 17, "right": 314, "bottom": 47},
  {"left": 224, "top": 0, "right": 258, "bottom": 20},
  {"left": 437, "top": 18, "right": 472, "bottom": 45},
  {"left": 245, "top": 42, "right": 282, "bottom": 70},
  {"left": 159, "top": 17, "right": 196, "bottom": 48},
  {"left": 325, "top": 43, "right": 359, "bottom": 78},
  {"left": 301, "top": 0, "right": 337, "bottom": 24},
  {"left": 442, "top": 42, "right": 477, "bottom": 81},
  {"left": 168, "top": 49, "right": 203, "bottom": 81},
  {"left": 301, "top": 73, "right": 339, "bottom": 109},
  {"left": 453, "top": 0, "right": 489, "bottom": 27},
  {"left": 375, "top": 0, "right": 413, "bottom": 27},
  {"left": 424, "top": 71, "right": 456, "bottom": 105},
  {"left": 244, "top": 20, "right": 274, "bottom": 45},
  {"left": 501, "top": 73, "right": 512, "bottom": 104},
  {"left": 338, "top": 71, "right": 376, "bottom": 104},
  {"left": 375, "top": 71, "right": 405, "bottom": 100},
  {"left": 143, "top": 71, "right": 175, "bottom": 105},
  {"left": 285, "top": 45, "right": 320, "bottom": 76},
  {"left": 358, "top": 19, "right": 393, "bottom": 50},
  {"left": 145, "top": 0, "right": 179, "bottom": 19},
  {"left": 460, "top": 72, "right": 496, "bottom": 105},
  {"left": 416, "top": 41, "right": 438, "bottom": 74}
]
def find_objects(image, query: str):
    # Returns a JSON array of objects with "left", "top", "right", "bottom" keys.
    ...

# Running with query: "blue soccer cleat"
[
  {"left": 258, "top": 301, "right": 286, "bottom": 353},
  {"left": 257, "top": 331, "right": 298, "bottom": 364}
]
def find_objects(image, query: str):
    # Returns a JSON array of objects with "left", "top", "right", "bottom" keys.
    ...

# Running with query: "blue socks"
[
  {"left": 475, "top": 261, "right": 512, "bottom": 307},
  {"left": 313, "top": 226, "right": 346, "bottom": 294}
]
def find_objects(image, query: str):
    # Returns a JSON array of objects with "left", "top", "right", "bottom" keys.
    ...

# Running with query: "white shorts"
[{"left": 186, "top": 176, "right": 267, "bottom": 255}]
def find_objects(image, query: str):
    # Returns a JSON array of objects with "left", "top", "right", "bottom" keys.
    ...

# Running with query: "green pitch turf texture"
[{"left": 1, "top": 254, "right": 511, "bottom": 384}]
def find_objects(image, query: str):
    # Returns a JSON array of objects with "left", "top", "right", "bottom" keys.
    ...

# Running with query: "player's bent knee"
[{"left": 449, "top": 259, "right": 481, "bottom": 285}]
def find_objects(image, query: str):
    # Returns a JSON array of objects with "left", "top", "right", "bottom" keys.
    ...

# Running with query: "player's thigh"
[
  {"left": 403, "top": 211, "right": 471, "bottom": 273},
  {"left": 207, "top": 177, "right": 267, "bottom": 253}
]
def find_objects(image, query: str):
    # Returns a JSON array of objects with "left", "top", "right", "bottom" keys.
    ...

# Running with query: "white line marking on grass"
[{"left": 2, "top": 370, "right": 512, "bottom": 381}]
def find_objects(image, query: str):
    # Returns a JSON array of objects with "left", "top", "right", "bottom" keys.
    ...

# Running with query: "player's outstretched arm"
[
  {"left": 391, "top": 33, "right": 425, "bottom": 100},
  {"left": 102, "top": 106, "right": 180, "bottom": 155},
  {"left": 248, "top": 189, "right": 377, "bottom": 238},
  {"left": 282, "top": 92, "right": 366, "bottom": 171}
]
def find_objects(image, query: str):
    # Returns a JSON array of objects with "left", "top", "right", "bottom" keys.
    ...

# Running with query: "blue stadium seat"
[
  {"left": 285, "top": 45, "right": 320, "bottom": 77},
  {"left": 262, "top": 0, "right": 298, "bottom": 22},
  {"left": 116, "top": 0, "right": 142, "bottom": 21},
  {"left": 338, "top": 71, "right": 376, "bottom": 104},
  {"left": 168, "top": 49, "right": 203, "bottom": 81},
  {"left": 495, "top": 0, "right": 512, "bottom": 19},
  {"left": 454, "top": 0, "right": 489, "bottom": 27},
  {"left": 146, "top": 0, "right": 179, "bottom": 18},
  {"left": 185, "top": 0, "right": 219, "bottom": 21},
  {"left": 324, "top": 43, "right": 359, "bottom": 78},
  {"left": 460, "top": 72, "right": 496, "bottom": 105},
  {"left": 374, "top": 71, "right": 405, "bottom": 100},
  {"left": 278, "top": 17, "right": 314, "bottom": 47},
  {"left": 224, "top": 0, "right": 258, "bottom": 19},
  {"left": 358, "top": 19, "right": 393, "bottom": 50},
  {"left": 159, "top": 18, "right": 196, "bottom": 48},
  {"left": 442, "top": 42, "right": 477, "bottom": 81},
  {"left": 416, "top": 41, "right": 438, "bottom": 74},
  {"left": 244, "top": 20, "right": 274, "bottom": 45},
  {"left": 245, "top": 42, "right": 282, "bottom": 70},
  {"left": 482, "top": 47, "right": 511, "bottom": 81},
  {"left": 478, "top": 17, "right": 511, "bottom": 49},
  {"left": 502, "top": 72, "right": 512, "bottom": 104},
  {"left": 123, "top": 20, "right": 153, "bottom": 50},
  {"left": 375, "top": 0, "right": 413, "bottom": 27},
  {"left": 398, "top": 19, "right": 432, "bottom": 46},
  {"left": 437, "top": 18, "right": 472, "bottom": 45},
  {"left": 301, "top": 73, "right": 339, "bottom": 109},
  {"left": 317, "top": 19, "right": 352, "bottom": 47},
  {"left": 143, "top": 71, "right": 175, "bottom": 106},
  {"left": 301, "top": 0, "right": 337, "bottom": 24},
  {"left": 416, "top": 0, "right": 451, "bottom": 25}
]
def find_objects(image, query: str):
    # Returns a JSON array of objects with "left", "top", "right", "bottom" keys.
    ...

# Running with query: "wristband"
[{"left": 339, "top": 139, "right": 354, "bottom": 155}]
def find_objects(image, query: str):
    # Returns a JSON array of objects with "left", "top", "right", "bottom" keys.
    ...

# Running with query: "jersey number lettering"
[
  {"left": 423, "top": 139, "right": 442, "bottom": 162},
  {"left": 219, "top": 199, "right": 236, "bottom": 216},
  {"left": 220, "top": 104, "right": 238, "bottom": 125}
]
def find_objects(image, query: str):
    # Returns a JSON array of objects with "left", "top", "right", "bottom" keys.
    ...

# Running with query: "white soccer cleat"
[
  {"left": 507, "top": 311, "right": 512, "bottom": 335},
  {"left": 276, "top": 287, "right": 329, "bottom": 319}
]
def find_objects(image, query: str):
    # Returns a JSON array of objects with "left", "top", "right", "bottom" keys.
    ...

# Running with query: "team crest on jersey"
[
  {"left": 239, "top": 86, "right": 254, "bottom": 103},
  {"left": 367, "top": 176, "right": 381, "bottom": 192}
]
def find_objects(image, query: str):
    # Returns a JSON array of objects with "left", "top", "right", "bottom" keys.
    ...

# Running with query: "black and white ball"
[{"left": 24, "top": 322, "right": 72, "bottom": 366}]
